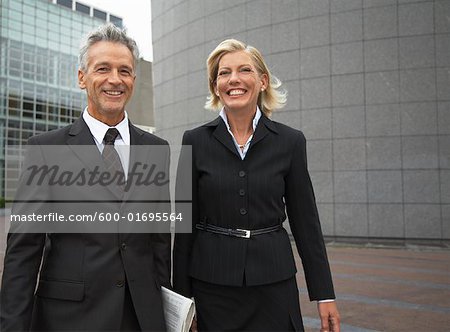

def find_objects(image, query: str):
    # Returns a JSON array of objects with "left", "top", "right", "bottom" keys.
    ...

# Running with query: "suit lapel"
[
  {"left": 66, "top": 117, "right": 122, "bottom": 200},
  {"left": 249, "top": 115, "right": 278, "bottom": 149},
  {"left": 129, "top": 122, "right": 145, "bottom": 146},
  {"left": 66, "top": 117, "right": 104, "bottom": 173},
  {"left": 210, "top": 117, "right": 240, "bottom": 158},
  {"left": 122, "top": 123, "right": 147, "bottom": 201}
]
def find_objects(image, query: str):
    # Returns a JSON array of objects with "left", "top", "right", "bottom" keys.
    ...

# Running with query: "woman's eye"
[
  {"left": 218, "top": 71, "right": 230, "bottom": 76},
  {"left": 240, "top": 67, "right": 252, "bottom": 72}
]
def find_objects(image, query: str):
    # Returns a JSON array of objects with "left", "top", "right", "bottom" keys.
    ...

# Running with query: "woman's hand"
[
  {"left": 190, "top": 316, "right": 198, "bottom": 332},
  {"left": 317, "top": 301, "right": 340, "bottom": 332}
]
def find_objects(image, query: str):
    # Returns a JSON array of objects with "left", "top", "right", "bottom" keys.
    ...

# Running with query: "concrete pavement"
[{"left": 296, "top": 244, "right": 450, "bottom": 331}]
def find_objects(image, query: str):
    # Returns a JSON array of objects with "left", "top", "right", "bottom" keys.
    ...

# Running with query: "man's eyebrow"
[
  {"left": 120, "top": 65, "right": 133, "bottom": 70},
  {"left": 93, "top": 62, "right": 110, "bottom": 68}
]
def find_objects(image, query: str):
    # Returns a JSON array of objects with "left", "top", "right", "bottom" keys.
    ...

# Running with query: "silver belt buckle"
[{"left": 236, "top": 229, "right": 251, "bottom": 238}]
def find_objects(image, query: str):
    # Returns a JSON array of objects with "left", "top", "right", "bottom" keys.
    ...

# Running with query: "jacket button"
[
  {"left": 121, "top": 243, "right": 127, "bottom": 250},
  {"left": 240, "top": 208, "right": 247, "bottom": 215},
  {"left": 238, "top": 170, "right": 246, "bottom": 177},
  {"left": 116, "top": 280, "right": 125, "bottom": 287},
  {"left": 239, "top": 189, "right": 245, "bottom": 196}
]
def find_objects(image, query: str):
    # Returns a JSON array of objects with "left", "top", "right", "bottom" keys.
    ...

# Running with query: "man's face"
[{"left": 78, "top": 41, "right": 135, "bottom": 125}]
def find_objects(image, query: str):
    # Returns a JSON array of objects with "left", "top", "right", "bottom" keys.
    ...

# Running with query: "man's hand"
[{"left": 317, "top": 301, "right": 340, "bottom": 332}]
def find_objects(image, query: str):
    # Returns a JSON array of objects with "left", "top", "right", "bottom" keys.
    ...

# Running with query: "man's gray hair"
[{"left": 79, "top": 23, "right": 140, "bottom": 71}]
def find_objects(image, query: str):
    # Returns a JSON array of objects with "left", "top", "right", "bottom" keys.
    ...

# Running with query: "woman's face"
[{"left": 215, "top": 51, "right": 267, "bottom": 113}]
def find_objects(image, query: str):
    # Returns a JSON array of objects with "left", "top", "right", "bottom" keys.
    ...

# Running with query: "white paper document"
[{"left": 161, "top": 286, "right": 196, "bottom": 332}]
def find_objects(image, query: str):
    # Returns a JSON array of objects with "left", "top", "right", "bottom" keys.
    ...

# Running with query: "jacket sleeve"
[
  {"left": 173, "top": 131, "right": 198, "bottom": 297},
  {"left": 150, "top": 142, "right": 172, "bottom": 288},
  {"left": 285, "top": 131, "right": 336, "bottom": 301},
  {"left": 0, "top": 137, "right": 47, "bottom": 331}
]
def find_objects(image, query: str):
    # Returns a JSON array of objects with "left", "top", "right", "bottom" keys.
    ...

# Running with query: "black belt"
[{"left": 195, "top": 223, "right": 282, "bottom": 239}]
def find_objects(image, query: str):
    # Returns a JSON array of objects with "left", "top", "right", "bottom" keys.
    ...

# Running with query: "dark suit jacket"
[
  {"left": 0, "top": 117, "right": 171, "bottom": 331},
  {"left": 173, "top": 115, "right": 335, "bottom": 301}
]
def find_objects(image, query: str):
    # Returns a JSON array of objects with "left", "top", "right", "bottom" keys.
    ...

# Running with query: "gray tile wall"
[{"left": 152, "top": 0, "right": 450, "bottom": 242}]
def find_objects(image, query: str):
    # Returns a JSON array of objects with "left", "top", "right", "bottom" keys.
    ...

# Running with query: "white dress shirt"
[
  {"left": 219, "top": 107, "right": 262, "bottom": 160},
  {"left": 82, "top": 108, "right": 130, "bottom": 178}
]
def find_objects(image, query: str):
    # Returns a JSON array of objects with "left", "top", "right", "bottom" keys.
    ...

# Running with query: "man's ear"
[{"left": 78, "top": 69, "right": 86, "bottom": 89}]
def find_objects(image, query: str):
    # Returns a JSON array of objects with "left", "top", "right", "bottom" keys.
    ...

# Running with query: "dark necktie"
[{"left": 102, "top": 128, "right": 125, "bottom": 192}]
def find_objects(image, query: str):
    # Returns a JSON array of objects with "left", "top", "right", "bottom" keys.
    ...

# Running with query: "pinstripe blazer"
[{"left": 173, "top": 115, "right": 335, "bottom": 301}]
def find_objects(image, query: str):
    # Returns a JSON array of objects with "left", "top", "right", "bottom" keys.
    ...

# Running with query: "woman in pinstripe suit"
[{"left": 174, "top": 39, "right": 340, "bottom": 332}]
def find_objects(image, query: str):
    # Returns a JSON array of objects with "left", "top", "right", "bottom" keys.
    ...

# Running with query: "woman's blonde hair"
[{"left": 205, "top": 39, "right": 286, "bottom": 117}]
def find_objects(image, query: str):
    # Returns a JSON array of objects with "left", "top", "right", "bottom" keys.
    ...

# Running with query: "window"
[
  {"left": 23, "top": 97, "right": 34, "bottom": 118},
  {"left": 23, "top": 84, "right": 35, "bottom": 116},
  {"left": 36, "top": 25, "right": 47, "bottom": 37},
  {"left": 110, "top": 15, "right": 123, "bottom": 28},
  {"left": 57, "top": 0, "right": 73, "bottom": 9},
  {"left": 36, "top": 102, "right": 46, "bottom": 119},
  {"left": 36, "top": 49, "right": 48, "bottom": 83},
  {"left": 36, "top": 37, "right": 48, "bottom": 49},
  {"left": 35, "top": 123, "right": 47, "bottom": 134},
  {"left": 75, "top": 2, "right": 90, "bottom": 15},
  {"left": 23, "top": 48, "right": 35, "bottom": 80},
  {"left": 93, "top": 9, "right": 106, "bottom": 20},
  {"left": 49, "top": 13, "right": 59, "bottom": 23},
  {"left": 8, "top": 94, "right": 20, "bottom": 118},
  {"left": 47, "top": 88, "right": 59, "bottom": 122},
  {"left": 36, "top": 8, "right": 47, "bottom": 20},
  {"left": 48, "top": 105, "right": 58, "bottom": 122},
  {"left": 24, "top": 0, "right": 36, "bottom": 7},
  {"left": 10, "top": 1, "right": 22, "bottom": 11},
  {"left": 7, "top": 122, "right": 21, "bottom": 146},
  {"left": 0, "top": 39, "right": 6, "bottom": 76},
  {"left": 36, "top": 87, "right": 47, "bottom": 120},
  {"left": 9, "top": 41, "right": 22, "bottom": 77},
  {"left": 23, "top": 33, "right": 35, "bottom": 45},
  {"left": 8, "top": 7, "right": 22, "bottom": 20},
  {"left": 49, "top": 40, "right": 59, "bottom": 51},
  {"left": 59, "top": 57, "right": 73, "bottom": 87},
  {"left": 73, "top": 109, "right": 82, "bottom": 118},
  {"left": 21, "top": 129, "right": 34, "bottom": 142},
  {"left": 8, "top": 19, "right": 21, "bottom": 31},
  {"left": 8, "top": 79, "right": 21, "bottom": 96},
  {"left": 49, "top": 30, "right": 59, "bottom": 42},
  {"left": 61, "top": 25, "right": 71, "bottom": 37},
  {"left": 23, "top": 4, "right": 35, "bottom": 16}
]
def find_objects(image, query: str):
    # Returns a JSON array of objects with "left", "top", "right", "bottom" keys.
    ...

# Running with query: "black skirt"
[{"left": 192, "top": 277, "right": 304, "bottom": 331}]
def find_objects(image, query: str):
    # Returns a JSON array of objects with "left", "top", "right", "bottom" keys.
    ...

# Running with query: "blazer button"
[
  {"left": 239, "top": 208, "right": 247, "bottom": 215},
  {"left": 121, "top": 242, "right": 127, "bottom": 250},
  {"left": 116, "top": 280, "right": 125, "bottom": 288},
  {"left": 239, "top": 189, "right": 245, "bottom": 196},
  {"left": 238, "top": 170, "right": 246, "bottom": 177}
]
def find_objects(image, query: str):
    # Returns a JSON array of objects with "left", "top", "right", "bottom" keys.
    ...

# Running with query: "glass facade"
[{"left": 0, "top": 0, "right": 123, "bottom": 199}]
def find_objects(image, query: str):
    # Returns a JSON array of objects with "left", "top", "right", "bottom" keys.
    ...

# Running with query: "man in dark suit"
[{"left": 0, "top": 24, "right": 171, "bottom": 331}]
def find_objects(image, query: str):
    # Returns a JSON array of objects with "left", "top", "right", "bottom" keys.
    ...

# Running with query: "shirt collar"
[
  {"left": 82, "top": 107, "right": 130, "bottom": 145},
  {"left": 219, "top": 106, "right": 262, "bottom": 132}
]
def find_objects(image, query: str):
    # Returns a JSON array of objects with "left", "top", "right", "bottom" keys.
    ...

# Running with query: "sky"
[{"left": 78, "top": 0, "right": 153, "bottom": 61}]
